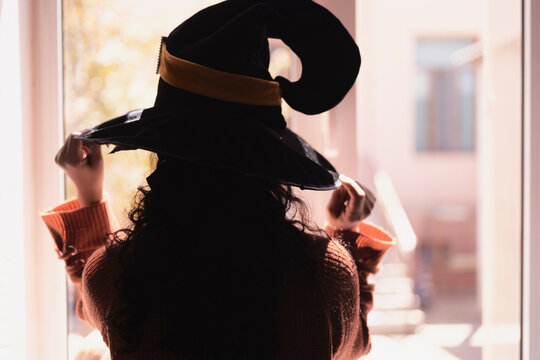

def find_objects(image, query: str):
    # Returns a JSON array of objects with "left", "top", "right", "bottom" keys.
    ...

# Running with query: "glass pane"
[
  {"left": 62, "top": 0, "right": 222, "bottom": 357},
  {"left": 417, "top": 40, "right": 473, "bottom": 68},
  {"left": 355, "top": 0, "right": 522, "bottom": 359},
  {"left": 415, "top": 40, "right": 476, "bottom": 152},
  {"left": 62, "top": 0, "right": 522, "bottom": 359}
]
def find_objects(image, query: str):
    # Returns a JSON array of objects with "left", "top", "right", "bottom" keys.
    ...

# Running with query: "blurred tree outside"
[
  {"left": 63, "top": 0, "right": 297, "bottom": 225},
  {"left": 63, "top": 0, "right": 160, "bottom": 224}
]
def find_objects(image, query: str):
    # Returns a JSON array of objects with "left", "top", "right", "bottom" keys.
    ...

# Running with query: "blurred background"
[{"left": 1, "top": 0, "right": 522, "bottom": 359}]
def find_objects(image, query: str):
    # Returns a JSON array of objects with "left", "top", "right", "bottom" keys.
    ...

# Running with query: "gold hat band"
[{"left": 158, "top": 43, "right": 282, "bottom": 106}]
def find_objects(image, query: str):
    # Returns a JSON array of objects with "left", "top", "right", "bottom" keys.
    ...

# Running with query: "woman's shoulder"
[
  {"left": 84, "top": 240, "right": 126, "bottom": 280},
  {"left": 275, "top": 232, "right": 361, "bottom": 358},
  {"left": 304, "top": 233, "right": 358, "bottom": 284},
  {"left": 281, "top": 232, "right": 360, "bottom": 313},
  {"left": 81, "top": 241, "right": 127, "bottom": 320}
]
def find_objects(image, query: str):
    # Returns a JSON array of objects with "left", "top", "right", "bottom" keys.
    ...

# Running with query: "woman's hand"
[
  {"left": 326, "top": 174, "right": 375, "bottom": 231},
  {"left": 55, "top": 131, "right": 104, "bottom": 207}
]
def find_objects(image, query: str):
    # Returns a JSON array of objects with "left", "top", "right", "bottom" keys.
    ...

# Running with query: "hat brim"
[{"left": 76, "top": 107, "right": 340, "bottom": 191}]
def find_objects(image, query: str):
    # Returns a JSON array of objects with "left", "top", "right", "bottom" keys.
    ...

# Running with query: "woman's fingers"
[
  {"left": 340, "top": 174, "right": 365, "bottom": 203},
  {"left": 327, "top": 185, "right": 348, "bottom": 217},
  {"left": 55, "top": 132, "right": 82, "bottom": 167},
  {"left": 65, "top": 133, "right": 86, "bottom": 166},
  {"left": 53, "top": 129, "right": 104, "bottom": 207},
  {"left": 84, "top": 142, "right": 103, "bottom": 167},
  {"left": 339, "top": 175, "right": 366, "bottom": 221},
  {"left": 326, "top": 174, "right": 377, "bottom": 231},
  {"left": 340, "top": 175, "right": 366, "bottom": 215},
  {"left": 326, "top": 174, "right": 373, "bottom": 230},
  {"left": 55, "top": 130, "right": 99, "bottom": 168}
]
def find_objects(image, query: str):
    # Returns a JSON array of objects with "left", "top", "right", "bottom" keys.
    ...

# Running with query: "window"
[
  {"left": 356, "top": 0, "right": 521, "bottom": 358},
  {"left": 62, "top": 1, "right": 224, "bottom": 357},
  {"left": 415, "top": 39, "right": 476, "bottom": 152},
  {"left": 3, "top": 0, "right": 522, "bottom": 359}
]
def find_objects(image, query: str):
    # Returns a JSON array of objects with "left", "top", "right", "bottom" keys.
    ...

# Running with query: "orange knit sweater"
[{"left": 41, "top": 199, "right": 393, "bottom": 359}]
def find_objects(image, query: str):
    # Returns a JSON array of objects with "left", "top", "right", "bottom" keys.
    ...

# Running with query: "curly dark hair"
[{"left": 106, "top": 157, "right": 321, "bottom": 359}]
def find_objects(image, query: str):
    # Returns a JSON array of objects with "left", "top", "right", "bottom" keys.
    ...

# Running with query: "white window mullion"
[{"left": 18, "top": 0, "right": 67, "bottom": 359}]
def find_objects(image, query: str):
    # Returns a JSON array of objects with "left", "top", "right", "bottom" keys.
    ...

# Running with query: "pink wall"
[
  {"left": 356, "top": 0, "right": 481, "bottom": 208},
  {"left": 354, "top": 0, "right": 483, "bottom": 293}
]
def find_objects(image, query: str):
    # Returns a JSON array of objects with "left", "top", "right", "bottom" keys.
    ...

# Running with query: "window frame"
[
  {"left": 18, "top": 0, "right": 67, "bottom": 358},
  {"left": 12, "top": 0, "right": 540, "bottom": 358},
  {"left": 521, "top": 0, "right": 540, "bottom": 358},
  {"left": 414, "top": 38, "right": 478, "bottom": 153}
]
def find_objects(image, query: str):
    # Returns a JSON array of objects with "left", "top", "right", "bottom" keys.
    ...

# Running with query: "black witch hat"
[{"left": 77, "top": 0, "right": 361, "bottom": 190}]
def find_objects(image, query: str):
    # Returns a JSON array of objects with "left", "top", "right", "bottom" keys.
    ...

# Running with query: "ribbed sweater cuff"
[
  {"left": 325, "top": 222, "right": 394, "bottom": 274},
  {"left": 350, "top": 222, "right": 394, "bottom": 251},
  {"left": 326, "top": 222, "right": 393, "bottom": 250},
  {"left": 40, "top": 199, "right": 112, "bottom": 256}
]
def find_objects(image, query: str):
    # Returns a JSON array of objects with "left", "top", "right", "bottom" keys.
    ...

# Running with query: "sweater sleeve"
[
  {"left": 324, "top": 222, "right": 394, "bottom": 358},
  {"left": 40, "top": 199, "right": 114, "bottom": 326}
]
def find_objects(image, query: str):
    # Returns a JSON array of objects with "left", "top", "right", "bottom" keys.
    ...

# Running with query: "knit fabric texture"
[{"left": 41, "top": 200, "right": 393, "bottom": 359}]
